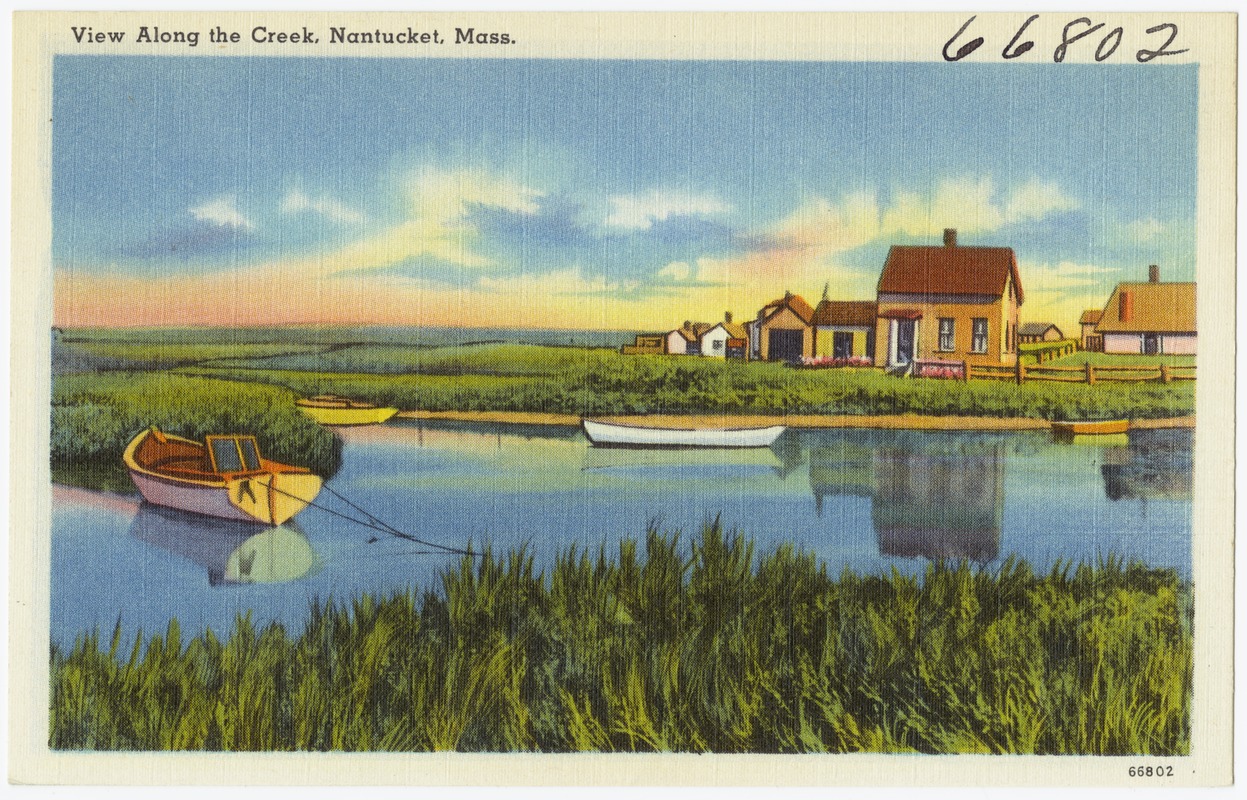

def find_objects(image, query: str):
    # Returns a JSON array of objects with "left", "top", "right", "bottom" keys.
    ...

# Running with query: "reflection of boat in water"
[
  {"left": 128, "top": 503, "right": 318, "bottom": 586},
  {"left": 1101, "top": 428, "right": 1192, "bottom": 501},
  {"left": 582, "top": 444, "right": 782, "bottom": 473},
  {"left": 124, "top": 427, "right": 323, "bottom": 525},
  {"left": 581, "top": 418, "right": 785, "bottom": 448},
  {"left": 296, "top": 395, "right": 399, "bottom": 426}
]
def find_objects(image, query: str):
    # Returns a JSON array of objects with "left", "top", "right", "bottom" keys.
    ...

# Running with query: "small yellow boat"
[
  {"left": 1051, "top": 419, "right": 1129, "bottom": 442},
  {"left": 296, "top": 395, "right": 399, "bottom": 426}
]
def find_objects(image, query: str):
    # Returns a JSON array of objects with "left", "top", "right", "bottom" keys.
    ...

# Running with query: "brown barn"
[{"left": 753, "top": 291, "right": 815, "bottom": 362}]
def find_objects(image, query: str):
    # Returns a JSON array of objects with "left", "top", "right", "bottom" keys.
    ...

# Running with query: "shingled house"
[
  {"left": 873, "top": 229, "right": 1023, "bottom": 368},
  {"left": 752, "top": 291, "right": 815, "bottom": 362},
  {"left": 1079, "top": 310, "right": 1104, "bottom": 352},
  {"left": 1018, "top": 322, "right": 1064, "bottom": 343},
  {"left": 699, "top": 312, "right": 750, "bottom": 359},
  {"left": 811, "top": 286, "right": 877, "bottom": 360},
  {"left": 665, "top": 321, "right": 713, "bottom": 355},
  {"left": 1094, "top": 265, "right": 1196, "bottom": 355}
]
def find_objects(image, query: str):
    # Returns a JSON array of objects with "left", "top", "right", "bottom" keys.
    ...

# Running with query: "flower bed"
[
  {"left": 795, "top": 355, "right": 874, "bottom": 369},
  {"left": 914, "top": 359, "right": 966, "bottom": 380}
]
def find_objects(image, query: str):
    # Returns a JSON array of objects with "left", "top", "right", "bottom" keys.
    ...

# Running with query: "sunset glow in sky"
[{"left": 53, "top": 57, "right": 1197, "bottom": 333}]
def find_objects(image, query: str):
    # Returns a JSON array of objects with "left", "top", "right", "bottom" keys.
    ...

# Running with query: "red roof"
[
  {"left": 878, "top": 244, "right": 1023, "bottom": 304},
  {"left": 879, "top": 309, "right": 922, "bottom": 320},
  {"left": 812, "top": 300, "right": 878, "bottom": 327},
  {"left": 760, "top": 293, "right": 814, "bottom": 325}
]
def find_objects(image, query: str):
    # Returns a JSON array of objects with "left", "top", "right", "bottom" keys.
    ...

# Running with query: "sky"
[{"left": 52, "top": 56, "right": 1198, "bottom": 333}]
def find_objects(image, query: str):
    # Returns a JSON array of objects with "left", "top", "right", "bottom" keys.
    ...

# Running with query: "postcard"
[{"left": 9, "top": 9, "right": 1236, "bottom": 787}]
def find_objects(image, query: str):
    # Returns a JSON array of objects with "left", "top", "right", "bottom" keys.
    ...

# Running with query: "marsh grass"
[
  {"left": 51, "top": 372, "right": 338, "bottom": 491},
  {"left": 183, "top": 344, "right": 1193, "bottom": 422},
  {"left": 51, "top": 523, "right": 1192, "bottom": 754}
]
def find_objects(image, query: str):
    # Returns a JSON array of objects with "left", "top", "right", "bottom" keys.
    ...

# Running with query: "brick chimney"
[
  {"left": 683, "top": 320, "right": 692, "bottom": 331},
  {"left": 1149, "top": 264, "right": 1160, "bottom": 283},
  {"left": 944, "top": 228, "right": 957, "bottom": 247},
  {"left": 1119, "top": 291, "right": 1134, "bottom": 322},
  {"left": 724, "top": 311, "right": 733, "bottom": 324}
]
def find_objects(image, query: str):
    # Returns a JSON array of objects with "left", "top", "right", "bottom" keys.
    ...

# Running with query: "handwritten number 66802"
[{"left": 943, "top": 15, "right": 1189, "bottom": 63}]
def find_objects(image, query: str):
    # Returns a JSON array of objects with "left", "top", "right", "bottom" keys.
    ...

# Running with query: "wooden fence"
[
  {"left": 966, "top": 360, "right": 1196, "bottom": 385},
  {"left": 1026, "top": 342, "right": 1077, "bottom": 363}
]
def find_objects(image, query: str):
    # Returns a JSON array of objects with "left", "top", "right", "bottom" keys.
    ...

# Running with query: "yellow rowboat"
[
  {"left": 1051, "top": 419, "right": 1129, "bottom": 442},
  {"left": 296, "top": 395, "right": 399, "bottom": 426},
  {"left": 123, "top": 428, "right": 323, "bottom": 525}
]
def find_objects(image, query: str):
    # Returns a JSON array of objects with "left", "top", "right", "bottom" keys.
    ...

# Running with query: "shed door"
[
  {"left": 768, "top": 329, "right": 803, "bottom": 362},
  {"left": 833, "top": 331, "right": 853, "bottom": 359}
]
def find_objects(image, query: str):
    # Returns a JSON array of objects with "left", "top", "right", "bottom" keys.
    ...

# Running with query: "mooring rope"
[{"left": 264, "top": 479, "right": 477, "bottom": 557}]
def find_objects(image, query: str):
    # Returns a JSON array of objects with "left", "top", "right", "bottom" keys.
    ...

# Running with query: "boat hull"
[
  {"left": 297, "top": 405, "right": 399, "bottom": 426},
  {"left": 582, "top": 418, "right": 785, "bottom": 448},
  {"left": 1052, "top": 419, "right": 1129, "bottom": 439},
  {"left": 124, "top": 430, "right": 323, "bottom": 525}
]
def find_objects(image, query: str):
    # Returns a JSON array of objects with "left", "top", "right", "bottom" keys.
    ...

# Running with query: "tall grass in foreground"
[{"left": 51, "top": 524, "right": 1191, "bottom": 754}]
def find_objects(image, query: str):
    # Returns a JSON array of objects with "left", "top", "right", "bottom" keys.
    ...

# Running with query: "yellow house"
[
  {"left": 811, "top": 293, "right": 877, "bottom": 360},
  {"left": 873, "top": 229, "right": 1023, "bottom": 368}
]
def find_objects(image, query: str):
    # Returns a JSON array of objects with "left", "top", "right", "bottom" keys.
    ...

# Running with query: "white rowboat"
[{"left": 581, "top": 418, "right": 785, "bottom": 448}]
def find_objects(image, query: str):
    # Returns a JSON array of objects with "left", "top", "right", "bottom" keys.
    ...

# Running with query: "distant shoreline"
[{"left": 397, "top": 410, "right": 1196, "bottom": 431}]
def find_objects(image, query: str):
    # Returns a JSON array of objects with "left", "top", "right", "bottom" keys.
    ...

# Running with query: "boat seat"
[{"left": 150, "top": 455, "right": 208, "bottom": 470}]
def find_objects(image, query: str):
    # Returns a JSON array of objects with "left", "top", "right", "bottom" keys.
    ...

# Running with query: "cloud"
[
  {"left": 1019, "top": 260, "right": 1117, "bottom": 290},
  {"left": 281, "top": 189, "right": 363, "bottom": 224},
  {"left": 656, "top": 261, "right": 692, "bottom": 282},
  {"left": 604, "top": 190, "right": 731, "bottom": 230},
  {"left": 320, "top": 167, "right": 544, "bottom": 274},
  {"left": 189, "top": 196, "right": 252, "bottom": 229},
  {"left": 1118, "top": 217, "right": 1166, "bottom": 243},
  {"left": 1004, "top": 179, "right": 1080, "bottom": 224},
  {"left": 476, "top": 266, "right": 618, "bottom": 297}
]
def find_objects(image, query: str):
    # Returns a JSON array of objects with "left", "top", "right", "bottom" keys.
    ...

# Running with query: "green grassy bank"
[
  {"left": 51, "top": 339, "right": 1194, "bottom": 492},
  {"left": 51, "top": 525, "right": 1191, "bottom": 754},
  {"left": 52, "top": 372, "right": 339, "bottom": 492},
  {"left": 178, "top": 343, "right": 1193, "bottom": 420}
]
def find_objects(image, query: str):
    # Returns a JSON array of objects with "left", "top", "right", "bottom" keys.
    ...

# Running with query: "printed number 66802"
[{"left": 1128, "top": 766, "right": 1175, "bottom": 778}]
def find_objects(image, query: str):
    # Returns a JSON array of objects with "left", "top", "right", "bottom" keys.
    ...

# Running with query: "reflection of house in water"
[
  {"left": 804, "top": 431, "right": 1004, "bottom": 563},
  {"left": 808, "top": 436, "right": 875, "bottom": 515},
  {"left": 871, "top": 439, "right": 1005, "bottom": 563},
  {"left": 1100, "top": 429, "right": 1193, "bottom": 502},
  {"left": 128, "top": 503, "right": 317, "bottom": 586}
]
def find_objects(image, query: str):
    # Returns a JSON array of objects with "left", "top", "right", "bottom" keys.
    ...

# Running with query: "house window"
[
  {"left": 938, "top": 318, "right": 955, "bottom": 352},
  {"left": 712, "top": 339, "right": 724, "bottom": 351},
  {"left": 971, "top": 318, "right": 988, "bottom": 353}
]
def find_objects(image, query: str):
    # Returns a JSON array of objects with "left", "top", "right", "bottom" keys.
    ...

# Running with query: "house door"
[
  {"left": 1142, "top": 334, "right": 1160, "bottom": 355},
  {"left": 895, "top": 320, "right": 916, "bottom": 364},
  {"left": 833, "top": 331, "right": 853, "bottom": 359},
  {"left": 768, "top": 329, "right": 803, "bottom": 362}
]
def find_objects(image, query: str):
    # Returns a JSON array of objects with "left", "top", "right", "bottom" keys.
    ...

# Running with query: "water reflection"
[
  {"left": 871, "top": 441, "right": 1004, "bottom": 563},
  {"left": 128, "top": 503, "right": 318, "bottom": 586},
  {"left": 1101, "top": 429, "right": 1193, "bottom": 502},
  {"left": 807, "top": 432, "right": 1004, "bottom": 563},
  {"left": 581, "top": 445, "right": 782, "bottom": 475}
]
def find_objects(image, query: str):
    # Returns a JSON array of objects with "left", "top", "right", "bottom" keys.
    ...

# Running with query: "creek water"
[{"left": 51, "top": 421, "right": 1192, "bottom": 648}]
